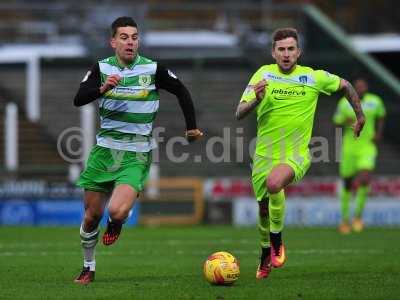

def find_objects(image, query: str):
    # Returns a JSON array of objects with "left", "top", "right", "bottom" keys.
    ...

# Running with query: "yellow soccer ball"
[{"left": 203, "top": 251, "right": 240, "bottom": 285}]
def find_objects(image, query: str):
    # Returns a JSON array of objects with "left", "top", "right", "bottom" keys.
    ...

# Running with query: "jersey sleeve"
[
  {"left": 375, "top": 96, "right": 386, "bottom": 118},
  {"left": 73, "top": 63, "right": 102, "bottom": 106},
  {"left": 155, "top": 64, "right": 197, "bottom": 130},
  {"left": 314, "top": 70, "right": 341, "bottom": 95},
  {"left": 240, "top": 67, "right": 264, "bottom": 102}
]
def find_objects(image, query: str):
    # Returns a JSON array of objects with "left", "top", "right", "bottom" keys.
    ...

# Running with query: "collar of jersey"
[
  {"left": 112, "top": 55, "right": 141, "bottom": 70},
  {"left": 361, "top": 92, "right": 374, "bottom": 101},
  {"left": 274, "top": 64, "right": 299, "bottom": 76}
]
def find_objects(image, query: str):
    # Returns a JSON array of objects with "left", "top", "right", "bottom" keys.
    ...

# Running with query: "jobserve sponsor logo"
[{"left": 271, "top": 87, "right": 306, "bottom": 100}]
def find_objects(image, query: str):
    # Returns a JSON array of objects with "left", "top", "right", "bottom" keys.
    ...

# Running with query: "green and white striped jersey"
[{"left": 97, "top": 55, "right": 159, "bottom": 152}]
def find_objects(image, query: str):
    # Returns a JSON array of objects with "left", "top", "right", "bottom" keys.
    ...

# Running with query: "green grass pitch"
[{"left": 0, "top": 226, "right": 399, "bottom": 299}]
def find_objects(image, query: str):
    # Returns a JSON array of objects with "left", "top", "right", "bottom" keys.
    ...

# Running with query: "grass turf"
[{"left": 0, "top": 226, "right": 399, "bottom": 300}]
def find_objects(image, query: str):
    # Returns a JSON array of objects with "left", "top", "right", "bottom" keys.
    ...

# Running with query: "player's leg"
[
  {"left": 351, "top": 146, "right": 376, "bottom": 232},
  {"left": 256, "top": 198, "right": 272, "bottom": 279},
  {"left": 103, "top": 150, "right": 151, "bottom": 245},
  {"left": 252, "top": 155, "right": 273, "bottom": 279},
  {"left": 352, "top": 170, "right": 371, "bottom": 232},
  {"left": 103, "top": 184, "right": 138, "bottom": 245},
  {"left": 74, "top": 145, "right": 114, "bottom": 284},
  {"left": 266, "top": 163, "right": 295, "bottom": 268},
  {"left": 338, "top": 177, "right": 353, "bottom": 234},
  {"left": 338, "top": 150, "right": 356, "bottom": 234},
  {"left": 75, "top": 190, "right": 108, "bottom": 284}
]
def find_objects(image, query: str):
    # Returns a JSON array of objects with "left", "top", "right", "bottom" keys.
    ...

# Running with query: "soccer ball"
[{"left": 203, "top": 251, "right": 240, "bottom": 285}]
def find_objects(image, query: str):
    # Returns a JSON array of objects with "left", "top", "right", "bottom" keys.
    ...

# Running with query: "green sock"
[
  {"left": 340, "top": 187, "right": 351, "bottom": 222},
  {"left": 269, "top": 190, "right": 285, "bottom": 233},
  {"left": 258, "top": 213, "right": 270, "bottom": 248},
  {"left": 355, "top": 185, "right": 369, "bottom": 218}
]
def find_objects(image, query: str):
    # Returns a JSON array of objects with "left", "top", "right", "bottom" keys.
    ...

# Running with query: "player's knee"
[
  {"left": 84, "top": 212, "right": 103, "bottom": 230},
  {"left": 85, "top": 210, "right": 103, "bottom": 221},
  {"left": 344, "top": 178, "right": 353, "bottom": 190},
  {"left": 108, "top": 205, "right": 129, "bottom": 221},
  {"left": 266, "top": 179, "right": 282, "bottom": 194},
  {"left": 359, "top": 174, "right": 370, "bottom": 186}
]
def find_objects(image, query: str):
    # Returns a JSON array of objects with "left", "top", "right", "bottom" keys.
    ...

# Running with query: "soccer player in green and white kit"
[
  {"left": 236, "top": 28, "right": 365, "bottom": 279},
  {"left": 73, "top": 17, "right": 203, "bottom": 284},
  {"left": 334, "top": 78, "right": 385, "bottom": 234}
]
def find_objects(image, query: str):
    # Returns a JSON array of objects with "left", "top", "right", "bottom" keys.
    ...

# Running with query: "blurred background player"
[
  {"left": 333, "top": 78, "right": 386, "bottom": 234},
  {"left": 236, "top": 28, "right": 365, "bottom": 279},
  {"left": 73, "top": 16, "right": 203, "bottom": 284}
]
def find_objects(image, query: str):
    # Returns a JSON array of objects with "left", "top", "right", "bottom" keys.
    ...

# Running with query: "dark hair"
[
  {"left": 353, "top": 77, "right": 367, "bottom": 83},
  {"left": 111, "top": 16, "right": 138, "bottom": 37},
  {"left": 353, "top": 77, "right": 369, "bottom": 88},
  {"left": 272, "top": 27, "right": 299, "bottom": 48}
]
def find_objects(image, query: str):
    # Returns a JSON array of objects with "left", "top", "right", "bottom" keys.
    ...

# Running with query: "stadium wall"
[{"left": 1, "top": 177, "right": 399, "bottom": 227}]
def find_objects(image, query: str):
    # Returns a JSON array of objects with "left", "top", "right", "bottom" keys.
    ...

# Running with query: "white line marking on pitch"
[
  {"left": 0, "top": 239, "right": 253, "bottom": 248},
  {"left": 0, "top": 249, "right": 383, "bottom": 257}
]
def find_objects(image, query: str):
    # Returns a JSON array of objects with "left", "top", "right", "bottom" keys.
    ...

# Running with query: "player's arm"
[
  {"left": 73, "top": 63, "right": 121, "bottom": 107},
  {"left": 374, "top": 97, "right": 386, "bottom": 143},
  {"left": 338, "top": 78, "right": 365, "bottom": 137},
  {"left": 235, "top": 79, "right": 267, "bottom": 120},
  {"left": 155, "top": 64, "right": 203, "bottom": 142},
  {"left": 374, "top": 117, "right": 385, "bottom": 143}
]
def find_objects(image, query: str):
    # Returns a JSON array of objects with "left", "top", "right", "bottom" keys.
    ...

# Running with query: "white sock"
[
  {"left": 83, "top": 247, "right": 96, "bottom": 271},
  {"left": 80, "top": 224, "right": 99, "bottom": 271},
  {"left": 83, "top": 259, "right": 96, "bottom": 271}
]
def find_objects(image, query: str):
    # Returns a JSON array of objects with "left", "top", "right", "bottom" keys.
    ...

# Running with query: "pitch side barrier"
[{"left": 0, "top": 177, "right": 204, "bottom": 226}]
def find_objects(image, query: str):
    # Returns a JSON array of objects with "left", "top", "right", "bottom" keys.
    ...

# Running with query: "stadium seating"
[{"left": 0, "top": 1, "right": 398, "bottom": 179}]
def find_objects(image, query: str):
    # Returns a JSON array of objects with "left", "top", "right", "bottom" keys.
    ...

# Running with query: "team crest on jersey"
[
  {"left": 138, "top": 75, "right": 152, "bottom": 87},
  {"left": 299, "top": 75, "right": 308, "bottom": 84}
]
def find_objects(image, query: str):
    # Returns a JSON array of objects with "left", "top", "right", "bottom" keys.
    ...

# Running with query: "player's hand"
[
  {"left": 254, "top": 79, "right": 268, "bottom": 101},
  {"left": 100, "top": 74, "right": 121, "bottom": 94},
  {"left": 185, "top": 129, "right": 204, "bottom": 143},
  {"left": 352, "top": 115, "right": 365, "bottom": 137}
]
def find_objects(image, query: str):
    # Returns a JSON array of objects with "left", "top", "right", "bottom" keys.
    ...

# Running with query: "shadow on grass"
[{"left": 94, "top": 274, "right": 241, "bottom": 289}]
